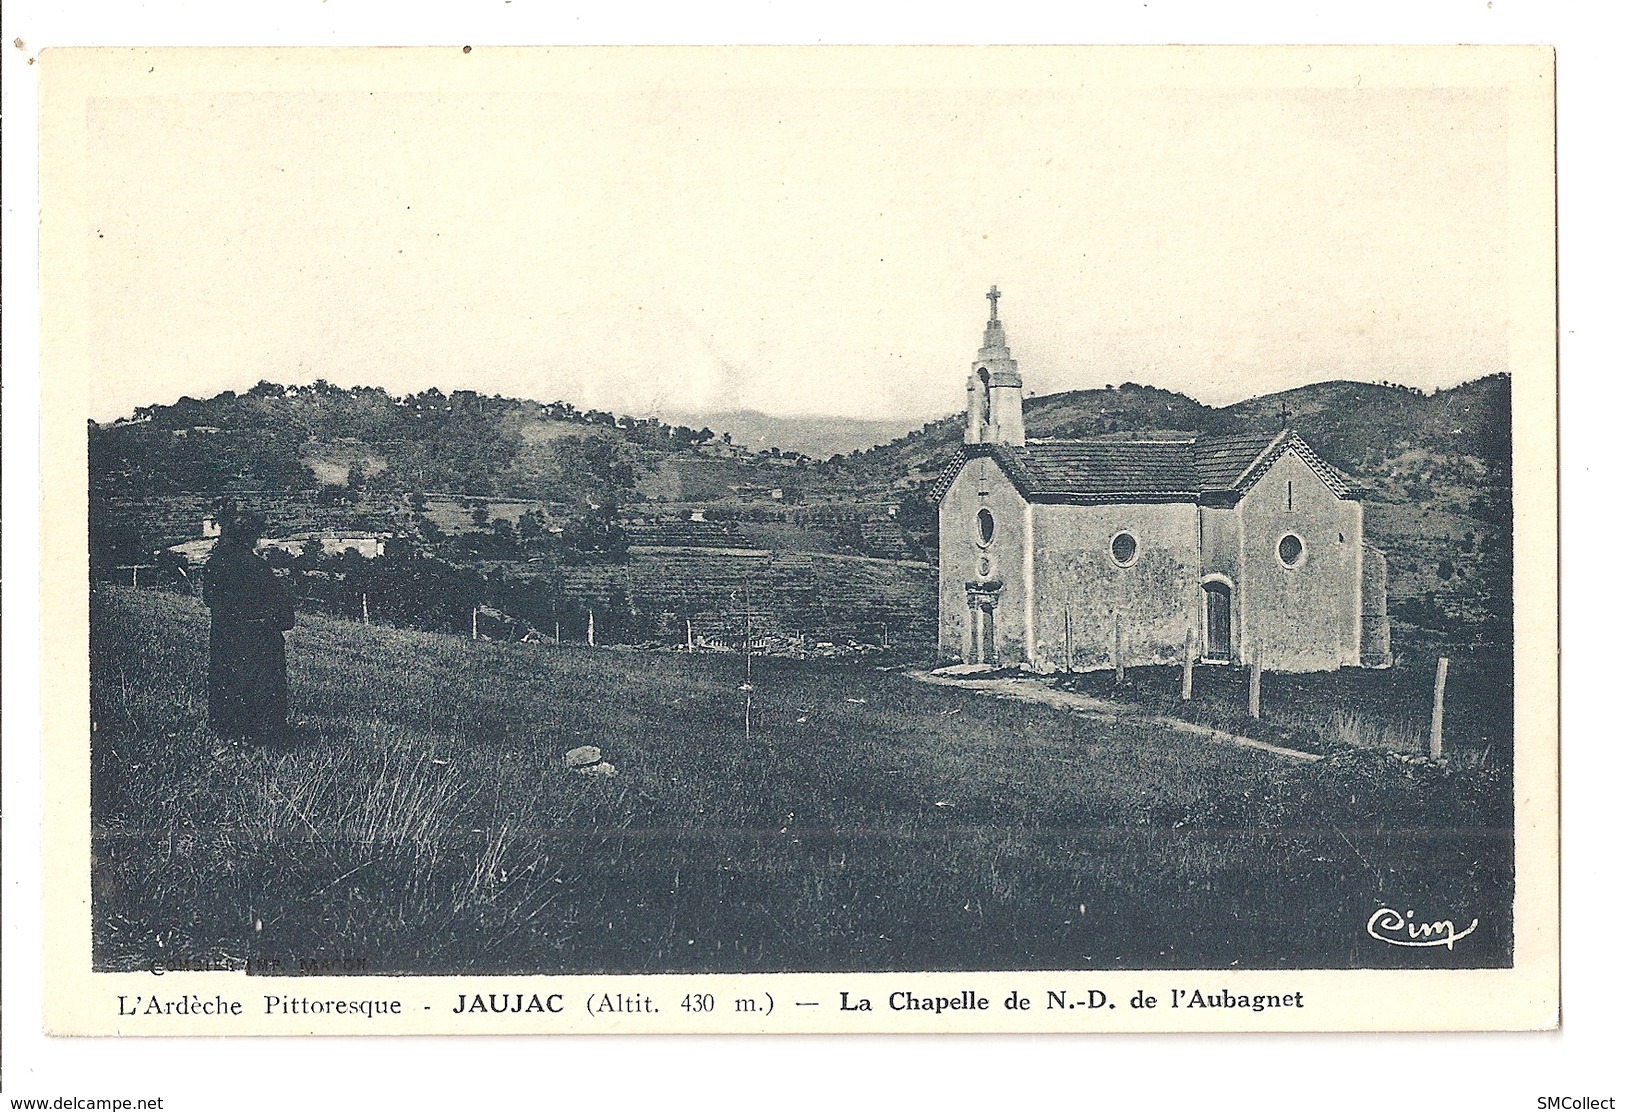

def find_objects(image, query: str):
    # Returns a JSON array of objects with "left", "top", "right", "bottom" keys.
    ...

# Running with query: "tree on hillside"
[
  {"left": 894, "top": 489, "right": 939, "bottom": 554},
  {"left": 666, "top": 424, "right": 711, "bottom": 449},
  {"left": 557, "top": 505, "right": 629, "bottom": 563},
  {"left": 549, "top": 434, "right": 639, "bottom": 510},
  {"left": 516, "top": 509, "right": 548, "bottom": 547}
]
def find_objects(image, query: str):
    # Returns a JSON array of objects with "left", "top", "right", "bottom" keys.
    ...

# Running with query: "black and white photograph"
[{"left": 31, "top": 42, "right": 1560, "bottom": 1049}]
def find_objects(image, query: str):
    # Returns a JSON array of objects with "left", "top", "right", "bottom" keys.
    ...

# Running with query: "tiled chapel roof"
[
  {"left": 1193, "top": 431, "right": 1283, "bottom": 489},
  {"left": 931, "top": 429, "right": 1353, "bottom": 505},
  {"left": 993, "top": 440, "right": 1200, "bottom": 498}
]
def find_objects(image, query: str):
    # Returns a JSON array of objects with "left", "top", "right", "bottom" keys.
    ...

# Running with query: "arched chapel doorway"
[
  {"left": 1202, "top": 580, "right": 1233, "bottom": 662},
  {"left": 966, "top": 584, "right": 1001, "bottom": 665},
  {"left": 975, "top": 602, "right": 995, "bottom": 664}
]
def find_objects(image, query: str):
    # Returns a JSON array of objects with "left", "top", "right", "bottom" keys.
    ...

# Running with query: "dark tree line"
[{"left": 238, "top": 542, "right": 649, "bottom": 644}]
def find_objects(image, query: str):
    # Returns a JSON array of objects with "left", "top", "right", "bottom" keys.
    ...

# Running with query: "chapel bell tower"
[{"left": 964, "top": 285, "right": 1026, "bottom": 447}]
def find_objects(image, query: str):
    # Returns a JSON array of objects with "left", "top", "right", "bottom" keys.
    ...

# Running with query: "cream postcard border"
[{"left": 38, "top": 44, "right": 1558, "bottom": 1036}]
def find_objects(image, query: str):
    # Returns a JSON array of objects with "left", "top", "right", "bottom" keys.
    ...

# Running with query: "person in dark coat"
[{"left": 203, "top": 510, "right": 296, "bottom": 742}]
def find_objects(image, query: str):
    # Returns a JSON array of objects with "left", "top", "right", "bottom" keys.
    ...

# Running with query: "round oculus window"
[
  {"left": 977, "top": 509, "right": 995, "bottom": 545},
  {"left": 1278, "top": 534, "right": 1305, "bottom": 568},
  {"left": 1110, "top": 531, "right": 1139, "bottom": 567}
]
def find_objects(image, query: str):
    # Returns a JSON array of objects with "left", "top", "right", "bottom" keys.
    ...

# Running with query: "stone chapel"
[{"left": 933, "top": 289, "right": 1390, "bottom": 674}]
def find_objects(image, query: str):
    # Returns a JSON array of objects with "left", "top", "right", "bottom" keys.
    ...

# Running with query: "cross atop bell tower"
[{"left": 964, "top": 286, "right": 1025, "bottom": 447}]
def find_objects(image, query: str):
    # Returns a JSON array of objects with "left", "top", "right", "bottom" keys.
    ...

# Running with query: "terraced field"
[{"left": 545, "top": 547, "right": 936, "bottom": 645}]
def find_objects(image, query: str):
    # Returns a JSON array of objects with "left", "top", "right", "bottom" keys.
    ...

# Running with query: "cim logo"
[{"left": 1365, "top": 906, "right": 1479, "bottom": 950}]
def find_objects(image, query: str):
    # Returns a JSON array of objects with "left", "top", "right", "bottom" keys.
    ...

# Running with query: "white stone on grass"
[{"left": 563, "top": 745, "right": 602, "bottom": 769}]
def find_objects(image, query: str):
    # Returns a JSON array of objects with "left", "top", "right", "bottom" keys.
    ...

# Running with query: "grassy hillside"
[
  {"left": 831, "top": 375, "right": 1510, "bottom": 489},
  {"left": 91, "top": 384, "right": 696, "bottom": 505},
  {"left": 92, "top": 587, "right": 1511, "bottom": 976},
  {"left": 1219, "top": 375, "right": 1511, "bottom": 478}
]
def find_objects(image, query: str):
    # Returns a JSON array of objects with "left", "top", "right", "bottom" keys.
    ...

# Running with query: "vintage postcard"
[{"left": 38, "top": 44, "right": 1557, "bottom": 1035}]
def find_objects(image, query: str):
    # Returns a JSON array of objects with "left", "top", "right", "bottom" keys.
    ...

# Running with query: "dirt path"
[{"left": 907, "top": 669, "right": 1323, "bottom": 763}]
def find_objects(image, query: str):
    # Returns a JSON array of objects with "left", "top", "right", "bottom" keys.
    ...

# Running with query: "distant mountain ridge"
[{"left": 663, "top": 374, "right": 1512, "bottom": 474}]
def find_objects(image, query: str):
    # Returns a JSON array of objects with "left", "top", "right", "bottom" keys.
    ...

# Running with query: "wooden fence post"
[
  {"left": 471, "top": 606, "right": 478, "bottom": 641},
  {"left": 1064, "top": 610, "right": 1074, "bottom": 674},
  {"left": 587, "top": 607, "right": 596, "bottom": 647},
  {"left": 117, "top": 564, "right": 154, "bottom": 587},
  {"left": 1114, "top": 614, "right": 1124, "bottom": 685},
  {"left": 687, "top": 618, "right": 694, "bottom": 652},
  {"left": 1182, "top": 628, "right": 1195, "bottom": 701},
  {"left": 361, "top": 592, "right": 369, "bottom": 626},
  {"left": 1430, "top": 656, "right": 1449, "bottom": 759},
  {"left": 1248, "top": 660, "right": 1262, "bottom": 720}
]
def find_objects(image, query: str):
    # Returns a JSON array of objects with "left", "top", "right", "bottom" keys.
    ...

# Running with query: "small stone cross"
[{"left": 986, "top": 285, "right": 1001, "bottom": 320}]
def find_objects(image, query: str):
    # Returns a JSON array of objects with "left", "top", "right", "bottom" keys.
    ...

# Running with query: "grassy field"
[{"left": 90, "top": 587, "right": 1513, "bottom": 976}]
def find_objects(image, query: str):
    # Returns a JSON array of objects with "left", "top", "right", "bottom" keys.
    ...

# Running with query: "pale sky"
[{"left": 77, "top": 49, "right": 1520, "bottom": 424}]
